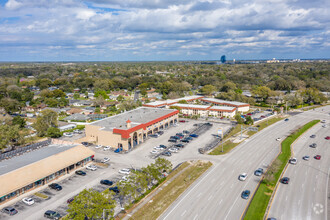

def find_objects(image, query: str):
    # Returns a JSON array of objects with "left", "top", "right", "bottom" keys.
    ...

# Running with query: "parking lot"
[{"left": 1, "top": 119, "right": 233, "bottom": 219}]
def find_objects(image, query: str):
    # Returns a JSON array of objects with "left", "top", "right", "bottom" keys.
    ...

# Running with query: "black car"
[
  {"left": 185, "top": 136, "right": 193, "bottom": 140},
  {"left": 181, "top": 139, "right": 190, "bottom": 143},
  {"left": 67, "top": 198, "right": 74, "bottom": 204},
  {"left": 49, "top": 183, "right": 62, "bottom": 191},
  {"left": 281, "top": 177, "right": 290, "bottom": 184},
  {"left": 168, "top": 139, "right": 178, "bottom": 143},
  {"left": 183, "top": 130, "right": 190, "bottom": 134},
  {"left": 44, "top": 210, "right": 61, "bottom": 219},
  {"left": 2, "top": 207, "right": 18, "bottom": 216},
  {"left": 75, "top": 170, "right": 86, "bottom": 176},
  {"left": 100, "top": 180, "right": 114, "bottom": 186},
  {"left": 175, "top": 144, "right": 184, "bottom": 148},
  {"left": 241, "top": 190, "right": 251, "bottom": 199},
  {"left": 170, "top": 136, "right": 180, "bottom": 140},
  {"left": 81, "top": 142, "right": 89, "bottom": 146},
  {"left": 310, "top": 143, "right": 317, "bottom": 148},
  {"left": 284, "top": 118, "right": 289, "bottom": 121},
  {"left": 109, "top": 186, "right": 120, "bottom": 194},
  {"left": 162, "top": 151, "right": 172, "bottom": 156},
  {"left": 176, "top": 133, "right": 184, "bottom": 137},
  {"left": 310, "top": 134, "right": 316, "bottom": 138},
  {"left": 159, "top": 145, "right": 167, "bottom": 149},
  {"left": 189, "top": 134, "right": 199, "bottom": 138},
  {"left": 157, "top": 131, "right": 164, "bottom": 135}
]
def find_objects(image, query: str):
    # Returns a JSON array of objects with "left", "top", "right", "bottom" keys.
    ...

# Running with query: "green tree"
[
  {"left": 0, "top": 98, "right": 21, "bottom": 113},
  {"left": 66, "top": 188, "right": 115, "bottom": 220},
  {"left": 252, "top": 86, "right": 272, "bottom": 102},
  {"left": 12, "top": 116, "right": 26, "bottom": 128},
  {"left": 201, "top": 84, "right": 216, "bottom": 95},
  {"left": 47, "top": 127, "right": 61, "bottom": 138},
  {"left": 244, "top": 116, "right": 254, "bottom": 125},
  {"left": 235, "top": 114, "right": 244, "bottom": 124},
  {"left": 221, "top": 81, "right": 237, "bottom": 92},
  {"left": 33, "top": 109, "right": 58, "bottom": 137},
  {"left": 73, "top": 93, "right": 80, "bottom": 99},
  {"left": 0, "top": 124, "right": 20, "bottom": 150},
  {"left": 52, "top": 89, "right": 66, "bottom": 98},
  {"left": 178, "top": 100, "right": 188, "bottom": 104},
  {"left": 94, "top": 90, "right": 109, "bottom": 100}
]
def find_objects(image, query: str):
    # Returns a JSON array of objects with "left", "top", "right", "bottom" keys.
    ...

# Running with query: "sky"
[{"left": 0, "top": 0, "right": 329, "bottom": 61}]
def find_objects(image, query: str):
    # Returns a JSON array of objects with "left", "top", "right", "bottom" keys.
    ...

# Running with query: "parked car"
[
  {"left": 119, "top": 168, "right": 130, "bottom": 175},
  {"left": 103, "top": 146, "right": 111, "bottom": 151},
  {"left": 189, "top": 134, "right": 199, "bottom": 138},
  {"left": 276, "top": 137, "right": 281, "bottom": 141},
  {"left": 86, "top": 164, "right": 97, "bottom": 171},
  {"left": 44, "top": 210, "right": 61, "bottom": 219},
  {"left": 302, "top": 156, "right": 310, "bottom": 161},
  {"left": 284, "top": 118, "right": 289, "bottom": 121},
  {"left": 325, "top": 136, "right": 330, "bottom": 140},
  {"left": 239, "top": 173, "right": 248, "bottom": 181},
  {"left": 289, "top": 158, "right": 297, "bottom": 165},
  {"left": 95, "top": 145, "right": 102, "bottom": 149},
  {"left": 176, "top": 133, "right": 184, "bottom": 137},
  {"left": 241, "top": 190, "right": 251, "bottom": 199},
  {"left": 109, "top": 186, "right": 120, "bottom": 194},
  {"left": 179, "top": 120, "right": 186, "bottom": 123},
  {"left": 321, "top": 120, "right": 326, "bottom": 123},
  {"left": 175, "top": 144, "right": 184, "bottom": 148},
  {"left": 183, "top": 130, "right": 190, "bottom": 134},
  {"left": 154, "top": 146, "right": 163, "bottom": 150},
  {"left": 149, "top": 134, "right": 159, "bottom": 138},
  {"left": 314, "top": 155, "right": 321, "bottom": 160},
  {"left": 254, "top": 168, "right": 264, "bottom": 176},
  {"left": 162, "top": 151, "right": 172, "bottom": 156},
  {"left": 168, "top": 139, "right": 178, "bottom": 143},
  {"left": 157, "top": 131, "right": 164, "bottom": 135},
  {"left": 2, "top": 207, "right": 18, "bottom": 216},
  {"left": 63, "top": 132, "right": 73, "bottom": 137},
  {"left": 169, "top": 148, "right": 179, "bottom": 153},
  {"left": 185, "top": 136, "right": 193, "bottom": 140},
  {"left": 310, "top": 134, "right": 316, "bottom": 138},
  {"left": 100, "top": 180, "right": 113, "bottom": 186},
  {"left": 310, "top": 143, "right": 317, "bottom": 148},
  {"left": 49, "top": 183, "right": 62, "bottom": 191},
  {"left": 75, "top": 170, "right": 87, "bottom": 176},
  {"left": 150, "top": 150, "right": 159, "bottom": 154},
  {"left": 159, "top": 144, "right": 167, "bottom": 149},
  {"left": 102, "top": 157, "right": 110, "bottom": 163},
  {"left": 281, "top": 177, "right": 290, "bottom": 184},
  {"left": 181, "top": 139, "right": 190, "bottom": 143},
  {"left": 73, "top": 129, "right": 82, "bottom": 134},
  {"left": 22, "top": 197, "right": 35, "bottom": 205},
  {"left": 81, "top": 142, "right": 89, "bottom": 146},
  {"left": 322, "top": 124, "right": 327, "bottom": 128},
  {"left": 170, "top": 136, "right": 180, "bottom": 140}
]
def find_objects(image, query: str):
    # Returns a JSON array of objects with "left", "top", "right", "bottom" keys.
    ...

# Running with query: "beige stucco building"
[
  {"left": 85, "top": 107, "right": 179, "bottom": 151},
  {"left": 201, "top": 98, "right": 250, "bottom": 113},
  {"left": 0, "top": 139, "right": 94, "bottom": 205}
]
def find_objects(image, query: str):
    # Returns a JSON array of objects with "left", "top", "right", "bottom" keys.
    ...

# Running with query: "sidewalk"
[{"left": 121, "top": 164, "right": 192, "bottom": 220}]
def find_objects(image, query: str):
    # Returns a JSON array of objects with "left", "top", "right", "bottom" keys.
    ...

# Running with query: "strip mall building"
[
  {"left": 85, "top": 107, "right": 179, "bottom": 151},
  {"left": 0, "top": 139, "right": 94, "bottom": 205}
]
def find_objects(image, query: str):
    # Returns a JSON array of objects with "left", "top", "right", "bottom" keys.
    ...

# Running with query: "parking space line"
[
  {"left": 208, "top": 195, "right": 213, "bottom": 201},
  {"left": 197, "top": 192, "right": 202, "bottom": 197},
  {"left": 181, "top": 210, "right": 186, "bottom": 216},
  {"left": 193, "top": 214, "right": 198, "bottom": 220},
  {"left": 218, "top": 199, "right": 223, "bottom": 205}
]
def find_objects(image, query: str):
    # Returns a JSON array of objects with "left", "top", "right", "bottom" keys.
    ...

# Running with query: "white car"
[
  {"left": 289, "top": 157, "right": 297, "bottom": 165},
  {"left": 121, "top": 176, "right": 129, "bottom": 181},
  {"left": 303, "top": 155, "right": 310, "bottom": 161},
  {"left": 73, "top": 129, "right": 82, "bottom": 134},
  {"left": 276, "top": 137, "right": 281, "bottom": 141},
  {"left": 150, "top": 150, "right": 159, "bottom": 154},
  {"left": 239, "top": 173, "right": 248, "bottom": 181},
  {"left": 322, "top": 124, "right": 327, "bottom": 128},
  {"left": 95, "top": 145, "right": 102, "bottom": 149},
  {"left": 103, "top": 146, "right": 111, "bottom": 151},
  {"left": 119, "top": 169, "right": 130, "bottom": 175},
  {"left": 22, "top": 197, "right": 34, "bottom": 205},
  {"left": 321, "top": 120, "right": 326, "bottom": 123},
  {"left": 63, "top": 132, "right": 73, "bottom": 137},
  {"left": 154, "top": 146, "right": 162, "bottom": 150},
  {"left": 102, "top": 157, "right": 110, "bottom": 163},
  {"left": 86, "top": 164, "right": 97, "bottom": 171},
  {"left": 169, "top": 148, "right": 179, "bottom": 153}
]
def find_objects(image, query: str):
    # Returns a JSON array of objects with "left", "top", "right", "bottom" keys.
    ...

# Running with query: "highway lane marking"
[
  {"left": 325, "top": 167, "right": 329, "bottom": 220},
  {"left": 100, "top": 171, "right": 106, "bottom": 175},
  {"left": 218, "top": 199, "right": 223, "bottom": 205},
  {"left": 181, "top": 210, "right": 186, "bottom": 216},
  {"left": 197, "top": 193, "right": 202, "bottom": 197},
  {"left": 193, "top": 214, "right": 198, "bottom": 220},
  {"left": 162, "top": 164, "right": 220, "bottom": 220},
  {"left": 208, "top": 195, "right": 213, "bottom": 201},
  {"left": 286, "top": 196, "right": 288, "bottom": 201}
]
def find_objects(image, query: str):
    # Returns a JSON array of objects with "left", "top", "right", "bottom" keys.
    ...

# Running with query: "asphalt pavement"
[
  {"left": 159, "top": 106, "right": 330, "bottom": 220},
  {"left": 268, "top": 119, "right": 330, "bottom": 220}
]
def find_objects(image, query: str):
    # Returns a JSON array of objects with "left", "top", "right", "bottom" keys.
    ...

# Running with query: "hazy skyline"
[{"left": 0, "top": 0, "right": 329, "bottom": 61}]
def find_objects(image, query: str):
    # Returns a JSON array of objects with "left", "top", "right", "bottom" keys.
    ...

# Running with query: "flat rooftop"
[
  {"left": 209, "top": 106, "right": 236, "bottom": 111},
  {"left": 144, "top": 95, "right": 204, "bottom": 107},
  {"left": 90, "top": 107, "right": 178, "bottom": 131},
  {"left": 0, "top": 143, "right": 77, "bottom": 176},
  {"left": 172, "top": 104, "right": 211, "bottom": 109},
  {"left": 202, "top": 98, "right": 249, "bottom": 106}
]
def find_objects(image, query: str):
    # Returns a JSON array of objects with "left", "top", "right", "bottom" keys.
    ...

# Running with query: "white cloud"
[{"left": 5, "top": 0, "right": 23, "bottom": 10}]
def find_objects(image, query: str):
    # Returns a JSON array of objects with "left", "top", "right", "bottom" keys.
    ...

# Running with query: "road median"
[{"left": 243, "top": 119, "right": 320, "bottom": 220}]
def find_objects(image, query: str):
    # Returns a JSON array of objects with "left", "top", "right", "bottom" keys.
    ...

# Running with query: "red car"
[
  {"left": 247, "top": 113, "right": 252, "bottom": 116},
  {"left": 314, "top": 155, "right": 321, "bottom": 160},
  {"left": 325, "top": 136, "right": 330, "bottom": 140},
  {"left": 179, "top": 120, "right": 186, "bottom": 123}
]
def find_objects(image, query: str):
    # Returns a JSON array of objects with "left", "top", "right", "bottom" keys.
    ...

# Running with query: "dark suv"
[
  {"left": 100, "top": 180, "right": 113, "bottom": 186},
  {"left": 49, "top": 183, "right": 62, "bottom": 191},
  {"left": 44, "top": 210, "right": 61, "bottom": 219},
  {"left": 2, "top": 207, "right": 18, "bottom": 216},
  {"left": 109, "top": 186, "right": 120, "bottom": 194},
  {"left": 281, "top": 177, "right": 290, "bottom": 184}
]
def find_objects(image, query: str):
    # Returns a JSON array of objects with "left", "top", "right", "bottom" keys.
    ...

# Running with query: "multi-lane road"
[
  {"left": 268, "top": 119, "right": 329, "bottom": 219},
  {"left": 159, "top": 107, "right": 330, "bottom": 220}
]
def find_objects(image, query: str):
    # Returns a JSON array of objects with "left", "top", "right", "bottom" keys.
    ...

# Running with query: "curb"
[{"left": 264, "top": 120, "right": 320, "bottom": 219}]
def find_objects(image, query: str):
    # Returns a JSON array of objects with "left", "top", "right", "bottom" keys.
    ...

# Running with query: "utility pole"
[
  {"left": 240, "top": 125, "right": 243, "bottom": 140},
  {"left": 286, "top": 101, "right": 288, "bottom": 114}
]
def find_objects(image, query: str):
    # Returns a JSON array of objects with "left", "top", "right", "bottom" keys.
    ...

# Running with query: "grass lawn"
[
  {"left": 247, "top": 116, "right": 284, "bottom": 136},
  {"left": 244, "top": 120, "right": 319, "bottom": 220},
  {"left": 129, "top": 161, "right": 212, "bottom": 220},
  {"left": 208, "top": 141, "right": 239, "bottom": 155},
  {"left": 34, "top": 192, "right": 49, "bottom": 199}
]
